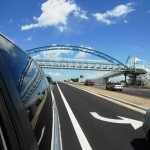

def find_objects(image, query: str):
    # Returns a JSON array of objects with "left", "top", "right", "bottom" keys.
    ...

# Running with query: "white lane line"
[
  {"left": 38, "top": 126, "right": 45, "bottom": 146},
  {"left": 0, "top": 127, "right": 8, "bottom": 150},
  {"left": 51, "top": 90, "right": 63, "bottom": 150},
  {"left": 57, "top": 84, "right": 92, "bottom": 150}
]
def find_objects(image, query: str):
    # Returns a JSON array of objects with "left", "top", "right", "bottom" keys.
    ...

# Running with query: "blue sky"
[{"left": 1, "top": 0, "right": 150, "bottom": 81}]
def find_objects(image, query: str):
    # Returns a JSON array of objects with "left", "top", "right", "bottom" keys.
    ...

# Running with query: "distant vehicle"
[
  {"left": 0, "top": 33, "right": 62, "bottom": 150},
  {"left": 45, "top": 74, "right": 55, "bottom": 90},
  {"left": 106, "top": 82, "right": 123, "bottom": 91},
  {"left": 53, "top": 81, "right": 56, "bottom": 85},
  {"left": 46, "top": 75, "right": 53, "bottom": 84},
  {"left": 84, "top": 79, "right": 94, "bottom": 86},
  {"left": 143, "top": 108, "right": 150, "bottom": 142}
]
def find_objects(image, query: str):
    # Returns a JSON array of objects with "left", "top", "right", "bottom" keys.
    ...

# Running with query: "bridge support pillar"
[
  {"left": 124, "top": 73, "right": 127, "bottom": 83},
  {"left": 132, "top": 73, "right": 137, "bottom": 85},
  {"left": 104, "top": 78, "right": 109, "bottom": 84},
  {"left": 129, "top": 73, "right": 137, "bottom": 86}
]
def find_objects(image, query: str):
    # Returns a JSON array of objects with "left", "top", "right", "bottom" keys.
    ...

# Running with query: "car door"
[
  {"left": 0, "top": 50, "right": 39, "bottom": 150},
  {"left": 0, "top": 33, "right": 53, "bottom": 150},
  {"left": 0, "top": 87, "right": 20, "bottom": 150}
]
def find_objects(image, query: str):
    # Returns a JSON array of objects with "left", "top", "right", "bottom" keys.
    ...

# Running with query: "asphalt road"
[
  {"left": 54, "top": 83, "right": 150, "bottom": 150},
  {"left": 95, "top": 85, "right": 150, "bottom": 99}
]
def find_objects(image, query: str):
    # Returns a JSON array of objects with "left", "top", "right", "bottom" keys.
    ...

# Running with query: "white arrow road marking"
[{"left": 91, "top": 112, "right": 143, "bottom": 130}]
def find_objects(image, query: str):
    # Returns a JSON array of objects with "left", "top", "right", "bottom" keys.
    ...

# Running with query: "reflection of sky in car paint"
[
  {"left": 20, "top": 61, "right": 38, "bottom": 95},
  {"left": 0, "top": 36, "right": 16, "bottom": 57},
  {"left": 0, "top": 35, "right": 41, "bottom": 96},
  {"left": 22, "top": 72, "right": 43, "bottom": 105}
]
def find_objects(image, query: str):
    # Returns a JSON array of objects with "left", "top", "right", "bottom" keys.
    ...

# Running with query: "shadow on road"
[{"left": 131, "top": 138, "right": 150, "bottom": 150}]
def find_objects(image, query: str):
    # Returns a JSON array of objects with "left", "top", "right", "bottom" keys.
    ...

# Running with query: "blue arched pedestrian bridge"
[
  {"left": 26, "top": 45, "right": 150, "bottom": 86},
  {"left": 26, "top": 45, "right": 129, "bottom": 71}
]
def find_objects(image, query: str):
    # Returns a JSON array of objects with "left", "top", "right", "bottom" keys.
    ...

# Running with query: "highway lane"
[
  {"left": 117, "top": 87, "right": 150, "bottom": 99},
  {"left": 95, "top": 85, "right": 150, "bottom": 99},
  {"left": 54, "top": 82, "right": 149, "bottom": 150}
]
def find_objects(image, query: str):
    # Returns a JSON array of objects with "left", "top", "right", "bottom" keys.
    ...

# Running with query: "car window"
[
  {"left": 0, "top": 35, "right": 30, "bottom": 87},
  {"left": 114, "top": 83, "right": 121, "bottom": 85},
  {"left": 0, "top": 35, "right": 49, "bottom": 145}
]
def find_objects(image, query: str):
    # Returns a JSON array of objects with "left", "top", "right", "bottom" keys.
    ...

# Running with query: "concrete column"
[
  {"left": 133, "top": 73, "right": 137, "bottom": 85},
  {"left": 104, "top": 78, "right": 109, "bottom": 84},
  {"left": 124, "top": 73, "right": 127, "bottom": 83}
]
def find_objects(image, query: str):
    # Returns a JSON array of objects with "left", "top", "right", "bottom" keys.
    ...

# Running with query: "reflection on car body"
[
  {"left": 143, "top": 108, "right": 150, "bottom": 142},
  {"left": 0, "top": 33, "right": 62, "bottom": 150},
  {"left": 106, "top": 82, "right": 123, "bottom": 91}
]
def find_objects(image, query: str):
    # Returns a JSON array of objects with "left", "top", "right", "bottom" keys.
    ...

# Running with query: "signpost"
[{"left": 80, "top": 75, "right": 84, "bottom": 83}]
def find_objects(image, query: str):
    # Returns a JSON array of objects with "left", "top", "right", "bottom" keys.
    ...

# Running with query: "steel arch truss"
[{"left": 26, "top": 45, "right": 129, "bottom": 71}]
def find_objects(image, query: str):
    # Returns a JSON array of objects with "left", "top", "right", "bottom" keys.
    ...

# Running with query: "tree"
[{"left": 71, "top": 78, "right": 79, "bottom": 82}]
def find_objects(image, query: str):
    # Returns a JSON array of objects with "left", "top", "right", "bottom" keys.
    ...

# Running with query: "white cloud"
[
  {"left": 21, "top": 0, "right": 88, "bottom": 32},
  {"left": 24, "top": 36, "right": 32, "bottom": 41},
  {"left": 92, "top": 2, "right": 135, "bottom": 25},
  {"left": 43, "top": 49, "right": 73, "bottom": 58},
  {"left": 147, "top": 10, "right": 150, "bottom": 14},
  {"left": 124, "top": 20, "right": 128, "bottom": 23},
  {"left": 0, "top": 36, "right": 16, "bottom": 56},
  {"left": 45, "top": 72, "right": 62, "bottom": 81},
  {"left": 74, "top": 51, "right": 89, "bottom": 59},
  {"left": 32, "top": 54, "right": 41, "bottom": 60},
  {"left": 74, "top": 7, "right": 88, "bottom": 20},
  {"left": 85, "top": 72, "right": 106, "bottom": 79},
  {"left": 9, "top": 19, "right": 13, "bottom": 23},
  {"left": 44, "top": 72, "right": 63, "bottom": 81},
  {"left": 45, "top": 72, "right": 61, "bottom": 77}
]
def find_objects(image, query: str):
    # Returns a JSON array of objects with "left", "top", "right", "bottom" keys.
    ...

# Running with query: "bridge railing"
[{"left": 36, "top": 58, "right": 128, "bottom": 71}]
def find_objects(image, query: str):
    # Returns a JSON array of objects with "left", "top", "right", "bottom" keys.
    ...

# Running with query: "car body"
[
  {"left": 84, "top": 79, "right": 94, "bottom": 86},
  {"left": 143, "top": 108, "right": 150, "bottom": 142},
  {"left": 106, "top": 82, "right": 123, "bottom": 91},
  {"left": 0, "top": 33, "right": 62, "bottom": 150}
]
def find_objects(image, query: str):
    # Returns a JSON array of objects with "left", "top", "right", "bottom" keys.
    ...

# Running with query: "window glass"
[
  {"left": 114, "top": 83, "right": 121, "bottom": 85},
  {"left": 0, "top": 35, "right": 30, "bottom": 87},
  {"left": 0, "top": 35, "right": 47, "bottom": 126}
]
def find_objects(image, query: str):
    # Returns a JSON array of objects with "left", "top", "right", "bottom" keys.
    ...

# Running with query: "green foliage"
[{"left": 71, "top": 78, "right": 79, "bottom": 82}]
